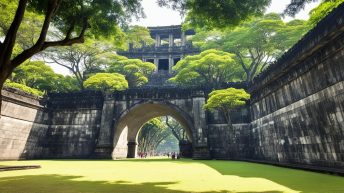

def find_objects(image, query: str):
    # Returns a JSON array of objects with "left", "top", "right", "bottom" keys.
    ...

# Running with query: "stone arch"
[{"left": 111, "top": 100, "right": 194, "bottom": 158}]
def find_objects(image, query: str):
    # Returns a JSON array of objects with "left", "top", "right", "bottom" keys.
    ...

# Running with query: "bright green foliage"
[
  {"left": 4, "top": 80, "right": 44, "bottom": 97},
  {"left": 158, "top": 0, "right": 271, "bottom": 29},
  {"left": 0, "top": 0, "right": 44, "bottom": 57},
  {"left": 204, "top": 88, "right": 250, "bottom": 124},
  {"left": 0, "top": 0, "right": 143, "bottom": 87},
  {"left": 308, "top": 0, "right": 344, "bottom": 26},
  {"left": 156, "top": 133, "right": 179, "bottom": 153},
  {"left": 27, "top": 0, "right": 143, "bottom": 40},
  {"left": 44, "top": 39, "right": 113, "bottom": 89},
  {"left": 283, "top": 0, "right": 333, "bottom": 16},
  {"left": 124, "top": 25, "right": 155, "bottom": 49},
  {"left": 104, "top": 54, "right": 156, "bottom": 87},
  {"left": 165, "top": 116, "right": 188, "bottom": 142},
  {"left": 138, "top": 117, "right": 172, "bottom": 155},
  {"left": 170, "top": 49, "right": 241, "bottom": 87},
  {"left": 11, "top": 61, "right": 79, "bottom": 93},
  {"left": 83, "top": 73, "right": 128, "bottom": 93},
  {"left": 192, "top": 13, "right": 309, "bottom": 83}
]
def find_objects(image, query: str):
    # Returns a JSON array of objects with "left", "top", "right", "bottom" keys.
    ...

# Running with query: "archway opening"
[
  {"left": 136, "top": 116, "right": 192, "bottom": 158},
  {"left": 111, "top": 102, "right": 194, "bottom": 159}
]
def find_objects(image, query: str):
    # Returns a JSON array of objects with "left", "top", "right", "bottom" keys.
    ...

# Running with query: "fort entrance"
[{"left": 93, "top": 87, "right": 211, "bottom": 159}]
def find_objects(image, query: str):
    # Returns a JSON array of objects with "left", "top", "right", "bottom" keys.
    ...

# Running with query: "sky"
[{"left": 51, "top": 0, "right": 320, "bottom": 75}]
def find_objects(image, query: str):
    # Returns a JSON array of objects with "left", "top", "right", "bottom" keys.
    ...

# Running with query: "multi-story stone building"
[{"left": 118, "top": 25, "right": 200, "bottom": 74}]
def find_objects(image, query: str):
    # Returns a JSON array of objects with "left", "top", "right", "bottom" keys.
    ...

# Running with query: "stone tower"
[{"left": 117, "top": 25, "right": 200, "bottom": 85}]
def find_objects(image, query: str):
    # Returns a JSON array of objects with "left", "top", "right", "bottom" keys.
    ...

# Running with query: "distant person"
[
  {"left": 172, "top": 152, "right": 176, "bottom": 160},
  {"left": 167, "top": 152, "right": 170, "bottom": 158}
]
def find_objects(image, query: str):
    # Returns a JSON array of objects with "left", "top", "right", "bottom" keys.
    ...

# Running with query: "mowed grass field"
[{"left": 0, "top": 158, "right": 343, "bottom": 193}]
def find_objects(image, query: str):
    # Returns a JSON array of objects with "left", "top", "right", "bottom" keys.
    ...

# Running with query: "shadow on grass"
[
  {"left": 0, "top": 174, "right": 283, "bottom": 193},
  {"left": 198, "top": 160, "right": 344, "bottom": 193}
]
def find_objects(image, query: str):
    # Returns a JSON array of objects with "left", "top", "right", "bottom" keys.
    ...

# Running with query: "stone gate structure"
[{"left": 1, "top": 3, "right": 344, "bottom": 173}]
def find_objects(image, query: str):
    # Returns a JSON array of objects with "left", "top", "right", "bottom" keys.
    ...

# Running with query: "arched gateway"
[{"left": 93, "top": 87, "right": 211, "bottom": 159}]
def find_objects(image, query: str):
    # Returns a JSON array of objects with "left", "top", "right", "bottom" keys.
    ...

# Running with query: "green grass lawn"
[{"left": 0, "top": 158, "right": 343, "bottom": 193}]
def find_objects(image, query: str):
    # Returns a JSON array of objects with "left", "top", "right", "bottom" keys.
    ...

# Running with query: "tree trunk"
[
  {"left": 0, "top": 73, "right": 8, "bottom": 119},
  {"left": 222, "top": 110, "right": 234, "bottom": 143}
]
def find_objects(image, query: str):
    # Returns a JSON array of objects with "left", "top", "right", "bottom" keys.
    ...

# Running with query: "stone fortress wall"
[
  {"left": 0, "top": 88, "right": 49, "bottom": 160},
  {"left": 0, "top": 3, "right": 344, "bottom": 173},
  {"left": 0, "top": 90, "right": 104, "bottom": 159},
  {"left": 247, "top": 3, "right": 344, "bottom": 169}
]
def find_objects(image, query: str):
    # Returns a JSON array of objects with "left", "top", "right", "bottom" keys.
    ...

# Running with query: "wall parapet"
[{"left": 1, "top": 87, "right": 45, "bottom": 109}]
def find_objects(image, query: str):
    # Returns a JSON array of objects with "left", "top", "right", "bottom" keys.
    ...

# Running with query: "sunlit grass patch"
[{"left": 0, "top": 159, "right": 343, "bottom": 193}]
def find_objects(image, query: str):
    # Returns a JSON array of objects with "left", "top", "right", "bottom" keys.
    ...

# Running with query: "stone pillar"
[
  {"left": 129, "top": 43, "right": 133, "bottom": 50},
  {"left": 154, "top": 57, "right": 159, "bottom": 72},
  {"left": 127, "top": 142, "right": 137, "bottom": 158},
  {"left": 169, "top": 33, "right": 174, "bottom": 47},
  {"left": 181, "top": 31, "right": 186, "bottom": 46},
  {"left": 93, "top": 97, "right": 115, "bottom": 159},
  {"left": 168, "top": 55, "right": 173, "bottom": 73},
  {"left": 191, "top": 92, "right": 210, "bottom": 159},
  {"left": 155, "top": 34, "right": 161, "bottom": 47},
  {"left": 179, "top": 141, "right": 193, "bottom": 158}
]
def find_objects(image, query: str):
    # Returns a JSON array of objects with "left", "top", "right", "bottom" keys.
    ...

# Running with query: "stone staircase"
[
  {"left": 145, "top": 71, "right": 175, "bottom": 87},
  {"left": 192, "top": 146, "right": 211, "bottom": 160}
]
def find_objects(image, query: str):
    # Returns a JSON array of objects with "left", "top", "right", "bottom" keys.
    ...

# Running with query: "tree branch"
[
  {"left": 0, "top": 0, "right": 28, "bottom": 67},
  {"left": 11, "top": 13, "right": 88, "bottom": 69}
]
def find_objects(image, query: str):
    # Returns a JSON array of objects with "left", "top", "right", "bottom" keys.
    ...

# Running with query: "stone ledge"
[
  {"left": 0, "top": 165, "right": 41, "bottom": 172},
  {"left": 2, "top": 87, "right": 45, "bottom": 109},
  {"left": 221, "top": 158, "right": 344, "bottom": 176}
]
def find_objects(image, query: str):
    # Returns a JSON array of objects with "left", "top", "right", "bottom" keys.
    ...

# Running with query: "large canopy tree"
[
  {"left": 170, "top": 49, "right": 242, "bottom": 88},
  {"left": 138, "top": 118, "right": 172, "bottom": 155},
  {"left": 83, "top": 73, "right": 128, "bottom": 93},
  {"left": 203, "top": 88, "right": 250, "bottom": 138},
  {"left": 165, "top": 116, "right": 188, "bottom": 142},
  {"left": 0, "top": 0, "right": 143, "bottom": 114},
  {"left": 124, "top": 25, "right": 155, "bottom": 49},
  {"left": 103, "top": 54, "right": 156, "bottom": 87},
  {"left": 283, "top": 0, "right": 333, "bottom": 16},
  {"left": 11, "top": 60, "right": 79, "bottom": 93},
  {"left": 158, "top": 0, "right": 271, "bottom": 29},
  {"left": 308, "top": 0, "right": 344, "bottom": 26},
  {"left": 43, "top": 39, "right": 113, "bottom": 90},
  {"left": 192, "top": 13, "right": 309, "bottom": 83}
]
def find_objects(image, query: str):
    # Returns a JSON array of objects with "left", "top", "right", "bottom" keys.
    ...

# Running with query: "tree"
[
  {"left": 283, "top": 0, "right": 333, "bottom": 16},
  {"left": 308, "top": 0, "right": 344, "bottom": 26},
  {"left": 192, "top": 14, "right": 309, "bottom": 83},
  {"left": 0, "top": 0, "right": 44, "bottom": 55},
  {"left": 104, "top": 54, "right": 156, "bottom": 87},
  {"left": 43, "top": 39, "right": 112, "bottom": 89},
  {"left": 204, "top": 88, "right": 250, "bottom": 138},
  {"left": 158, "top": 0, "right": 271, "bottom": 29},
  {"left": 0, "top": 0, "right": 143, "bottom": 114},
  {"left": 170, "top": 49, "right": 242, "bottom": 87},
  {"left": 137, "top": 118, "right": 172, "bottom": 156},
  {"left": 83, "top": 73, "right": 128, "bottom": 93},
  {"left": 165, "top": 116, "right": 188, "bottom": 142},
  {"left": 11, "top": 60, "right": 79, "bottom": 93},
  {"left": 124, "top": 25, "right": 155, "bottom": 49}
]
